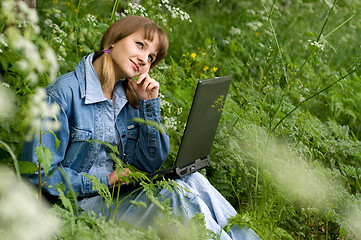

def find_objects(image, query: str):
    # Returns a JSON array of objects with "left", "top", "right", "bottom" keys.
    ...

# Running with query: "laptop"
[
  {"left": 40, "top": 76, "right": 232, "bottom": 202},
  {"left": 120, "top": 76, "right": 232, "bottom": 188}
]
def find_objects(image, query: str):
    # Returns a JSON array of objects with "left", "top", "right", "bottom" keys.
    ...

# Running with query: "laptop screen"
[{"left": 174, "top": 76, "right": 232, "bottom": 168}]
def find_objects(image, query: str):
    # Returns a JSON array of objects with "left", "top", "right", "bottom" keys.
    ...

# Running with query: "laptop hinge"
[{"left": 175, "top": 155, "right": 210, "bottom": 178}]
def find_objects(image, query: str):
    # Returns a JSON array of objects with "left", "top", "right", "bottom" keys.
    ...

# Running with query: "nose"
[{"left": 138, "top": 52, "right": 148, "bottom": 65}]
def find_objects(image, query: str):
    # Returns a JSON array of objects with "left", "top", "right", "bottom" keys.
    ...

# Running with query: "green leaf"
[
  {"left": 87, "top": 139, "right": 119, "bottom": 155},
  {"left": 83, "top": 173, "right": 113, "bottom": 208},
  {"left": 130, "top": 200, "right": 147, "bottom": 208},
  {"left": 52, "top": 182, "right": 74, "bottom": 215},
  {"left": 46, "top": 130, "right": 61, "bottom": 150},
  {"left": 18, "top": 161, "right": 38, "bottom": 174},
  {"left": 35, "top": 145, "right": 53, "bottom": 176},
  {"left": 132, "top": 117, "right": 166, "bottom": 134}
]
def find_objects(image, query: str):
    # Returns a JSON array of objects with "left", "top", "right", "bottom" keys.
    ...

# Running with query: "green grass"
[{"left": 1, "top": 0, "right": 361, "bottom": 239}]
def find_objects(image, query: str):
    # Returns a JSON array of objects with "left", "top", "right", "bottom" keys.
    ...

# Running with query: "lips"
[{"left": 130, "top": 60, "right": 139, "bottom": 71}]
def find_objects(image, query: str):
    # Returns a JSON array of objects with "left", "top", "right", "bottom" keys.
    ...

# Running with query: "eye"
[
  {"left": 136, "top": 42, "right": 143, "bottom": 49},
  {"left": 148, "top": 55, "right": 154, "bottom": 63}
]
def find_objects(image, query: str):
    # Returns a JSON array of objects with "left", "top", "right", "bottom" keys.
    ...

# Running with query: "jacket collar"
[
  {"left": 75, "top": 53, "right": 127, "bottom": 105},
  {"left": 75, "top": 53, "right": 128, "bottom": 115},
  {"left": 84, "top": 53, "right": 107, "bottom": 104}
]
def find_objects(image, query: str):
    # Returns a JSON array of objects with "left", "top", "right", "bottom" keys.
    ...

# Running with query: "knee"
[{"left": 182, "top": 172, "right": 212, "bottom": 189}]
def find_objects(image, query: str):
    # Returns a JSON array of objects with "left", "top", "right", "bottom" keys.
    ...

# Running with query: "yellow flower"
[
  {"left": 212, "top": 67, "right": 218, "bottom": 72},
  {"left": 203, "top": 66, "right": 209, "bottom": 71},
  {"left": 74, "top": 8, "right": 78, "bottom": 13},
  {"left": 52, "top": 0, "right": 58, "bottom": 4},
  {"left": 191, "top": 53, "right": 196, "bottom": 60},
  {"left": 66, "top": 2, "right": 71, "bottom": 6},
  {"left": 80, "top": 47, "right": 83, "bottom": 52},
  {"left": 255, "top": 32, "right": 260, "bottom": 37},
  {"left": 70, "top": 28, "right": 73, "bottom": 32}
]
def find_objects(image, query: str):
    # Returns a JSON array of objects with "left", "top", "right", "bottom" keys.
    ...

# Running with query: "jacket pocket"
[
  {"left": 70, "top": 126, "right": 92, "bottom": 142},
  {"left": 63, "top": 126, "right": 92, "bottom": 168}
]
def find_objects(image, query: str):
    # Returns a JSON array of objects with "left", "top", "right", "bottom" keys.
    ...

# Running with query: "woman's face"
[{"left": 109, "top": 30, "right": 160, "bottom": 80}]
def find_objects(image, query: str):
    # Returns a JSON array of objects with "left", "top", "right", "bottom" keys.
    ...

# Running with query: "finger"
[
  {"left": 136, "top": 72, "right": 148, "bottom": 84},
  {"left": 141, "top": 77, "right": 152, "bottom": 92},
  {"left": 145, "top": 81, "right": 159, "bottom": 93}
]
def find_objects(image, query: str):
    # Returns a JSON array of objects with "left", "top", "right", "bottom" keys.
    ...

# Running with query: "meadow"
[{"left": 1, "top": 0, "right": 361, "bottom": 239}]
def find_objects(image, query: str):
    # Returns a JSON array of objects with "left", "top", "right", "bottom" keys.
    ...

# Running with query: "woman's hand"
[
  {"left": 108, "top": 168, "right": 131, "bottom": 186},
  {"left": 128, "top": 72, "right": 159, "bottom": 100}
]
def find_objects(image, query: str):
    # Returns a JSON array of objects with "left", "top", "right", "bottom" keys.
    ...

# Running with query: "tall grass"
[{"left": 1, "top": 0, "right": 361, "bottom": 239}]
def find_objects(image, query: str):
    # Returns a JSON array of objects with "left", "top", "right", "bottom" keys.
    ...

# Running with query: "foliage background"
[{"left": 1, "top": 0, "right": 361, "bottom": 239}]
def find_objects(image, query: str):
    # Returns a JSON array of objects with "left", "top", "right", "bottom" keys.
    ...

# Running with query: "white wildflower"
[
  {"left": 44, "top": 19, "right": 53, "bottom": 26},
  {"left": 230, "top": 26, "right": 241, "bottom": 35},
  {"left": 32, "top": 24, "right": 40, "bottom": 34},
  {"left": 1, "top": 0, "right": 16, "bottom": 12},
  {"left": 29, "top": 88, "right": 60, "bottom": 132},
  {"left": 247, "top": 9, "right": 256, "bottom": 15},
  {"left": 63, "top": 21, "right": 70, "bottom": 28},
  {"left": 0, "top": 34, "right": 7, "bottom": 47},
  {"left": 0, "top": 166, "right": 60, "bottom": 240},
  {"left": 17, "top": 1, "right": 30, "bottom": 14},
  {"left": 163, "top": 116, "right": 177, "bottom": 131},
  {"left": 177, "top": 107, "right": 182, "bottom": 115},
  {"left": 127, "top": 2, "right": 147, "bottom": 16},
  {"left": 43, "top": 47, "right": 59, "bottom": 82},
  {"left": 26, "top": 72, "right": 38, "bottom": 84},
  {"left": 86, "top": 14, "right": 97, "bottom": 26},
  {"left": 0, "top": 85, "right": 15, "bottom": 118},
  {"left": 57, "top": 55, "right": 65, "bottom": 62},
  {"left": 246, "top": 21, "right": 263, "bottom": 31},
  {"left": 32, "top": 88, "right": 46, "bottom": 104},
  {"left": 14, "top": 40, "right": 45, "bottom": 73},
  {"left": 27, "top": 9, "right": 39, "bottom": 24},
  {"left": 17, "top": 59, "right": 29, "bottom": 71},
  {"left": 17, "top": 1, "right": 38, "bottom": 23},
  {"left": 161, "top": 99, "right": 171, "bottom": 114},
  {"left": 308, "top": 40, "right": 325, "bottom": 51},
  {"left": 1, "top": 82, "right": 10, "bottom": 88}
]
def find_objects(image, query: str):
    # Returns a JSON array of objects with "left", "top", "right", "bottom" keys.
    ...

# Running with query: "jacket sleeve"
[
  {"left": 124, "top": 97, "right": 170, "bottom": 173},
  {"left": 21, "top": 96, "right": 109, "bottom": 197}
]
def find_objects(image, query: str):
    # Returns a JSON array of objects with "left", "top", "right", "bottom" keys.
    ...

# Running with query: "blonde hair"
[{"left": 94, "top": 15, "right": 169, "bottom": 108}]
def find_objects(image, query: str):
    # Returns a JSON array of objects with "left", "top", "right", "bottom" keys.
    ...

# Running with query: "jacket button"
[
  {"left": 147, "top": 113, "right": 153, "bottom": 118},
  {"left": 121, "top": 134, "right": 126, "bottom": 138}
]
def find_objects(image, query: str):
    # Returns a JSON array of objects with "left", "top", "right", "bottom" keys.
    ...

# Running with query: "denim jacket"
[{"left": 21, "top": 53, "right": 170, "bottom": 197}]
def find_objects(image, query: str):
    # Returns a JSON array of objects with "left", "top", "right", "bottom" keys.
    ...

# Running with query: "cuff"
[{"left": 138, "top": 97, "right": 161, "bottom": 121}]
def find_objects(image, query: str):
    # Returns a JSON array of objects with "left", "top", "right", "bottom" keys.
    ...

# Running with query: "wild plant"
[{"left": 0, "top": 0, "right": 59, "bottom": 166}]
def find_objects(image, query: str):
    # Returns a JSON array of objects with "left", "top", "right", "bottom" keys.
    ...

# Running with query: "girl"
[{"left": 22, "top": 15, "right": 259, "bottom": 240}]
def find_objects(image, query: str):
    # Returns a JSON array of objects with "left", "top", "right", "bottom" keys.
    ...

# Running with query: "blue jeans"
[{"left": 78, "top": 172, "right": 260, "bottom": 240}]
